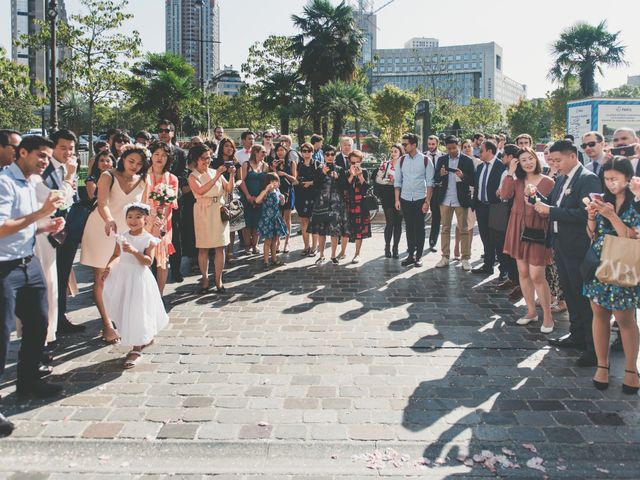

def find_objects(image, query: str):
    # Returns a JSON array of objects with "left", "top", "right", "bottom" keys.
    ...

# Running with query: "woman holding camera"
[
  {"left": 188, "top": 143, "right": 234, "bottom": 293},
  {"left": 295, "top": 142, "right": 320, "bottom": 256},
  {"left": 309, "top": 145, "right": 350, "bottom": 264},
  {"left": 214, "top": 137, "right": 243, "bottom": 261},
  {"left": 270, "top": 143, "right": 297, "bottom": 253},
  {"left": 500, "top": 147, "right": 555, "bottom": 333},
  {"left": 345, "top": 150, "right": 371, "bottom": 263}
]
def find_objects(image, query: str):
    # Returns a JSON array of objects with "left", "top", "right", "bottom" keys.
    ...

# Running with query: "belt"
[{"left": 0, "top": 255, "right": 34, "bottom": 270}]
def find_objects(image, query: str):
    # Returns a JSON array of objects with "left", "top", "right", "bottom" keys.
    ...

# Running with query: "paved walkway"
[{"left": 0, "top": 225, "right": 638, "bottom": 478}]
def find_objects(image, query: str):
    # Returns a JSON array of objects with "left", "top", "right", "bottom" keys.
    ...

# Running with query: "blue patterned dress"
[
  {"left": 258, "top": 189, "right": 288, "bottom": 239},
  {"left": 583, "top": 205, "right": 640, "bottom": 310}
]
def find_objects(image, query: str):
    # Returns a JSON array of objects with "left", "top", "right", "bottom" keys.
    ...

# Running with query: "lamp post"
[
  {"left": 47, "top": 0, "right": 59, "bottom": 133},
  {"left": 196, "top": 0, "right": 205, "bottom": 96}
]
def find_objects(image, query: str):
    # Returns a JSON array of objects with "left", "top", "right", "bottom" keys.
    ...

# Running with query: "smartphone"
[
  {"left": 610, "top": 146, "right": 635, "bottom": 157},
  {"left": 446, "top": 167, "right": 458, "bottom": 173},
  {"left": 589, "top": 192, "right": 604, "bottom": 201}
]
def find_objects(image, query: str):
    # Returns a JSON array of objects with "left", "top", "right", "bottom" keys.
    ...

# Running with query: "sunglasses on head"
[
  {"left": 580, "top": 141, "right": 600, "bottom": 149},
  {"left": 158, "top": 128, "right": 172, "bottom": 134}
]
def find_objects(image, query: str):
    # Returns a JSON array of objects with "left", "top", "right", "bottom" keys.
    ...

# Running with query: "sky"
[{"left": 1, "top": 0, "right": 639, "bottom": 99}]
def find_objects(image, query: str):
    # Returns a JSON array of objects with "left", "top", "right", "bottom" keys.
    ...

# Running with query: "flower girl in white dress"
[{"left": 102, "top": 202, "right": 169, "bottom": 368}]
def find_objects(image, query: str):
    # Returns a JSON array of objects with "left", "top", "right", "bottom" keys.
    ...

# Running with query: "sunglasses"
[
  {"left": 401, "top": 143, "right": 409, "bottom": 147},
  {"left": 263, "top": 135, "right": 273, "bottom": 139},
  {"left": 324, "top": 152, "right": 336, "bottom": 157},
  {"left": 580, "top": 141, "right": 600, "bottom": 149},
  {"left": 158, "top": 128, "right": 172, "bottom": 134},
  {"left": 300, "top": 149, "right": 312, "bottom": 153}
]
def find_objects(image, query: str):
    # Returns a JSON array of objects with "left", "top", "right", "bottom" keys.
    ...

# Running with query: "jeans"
[
  {"left": 383, "top": 207, "right": 402, "bottom": 250},
  {"left": 0, "top": 257, "right": 48, "bottom": 387},
  {"left": 400, "top": 198, "right": 426, "bottom": 259}
]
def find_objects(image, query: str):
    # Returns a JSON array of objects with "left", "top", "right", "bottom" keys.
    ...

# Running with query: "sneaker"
[
  {"left": 315, "top": 257, "right": 325, "bottom": 265},
  {"left": 461, "top": 259, "right": 471, "bottom": 271},
  {"left": 435, "top": 257, "right": 450, "bottom": 268},
  {"left": 516, "top": 314, "right": 538, "bottom": 325},
  {"left": 352, "top": 255, "right": 360, "bottom": 264},
  {"left": 414, "top": 258, "right": 423, "bottom": 267},
  {"left": 401, "top": 257, "right": 415, "bottom": 267}
]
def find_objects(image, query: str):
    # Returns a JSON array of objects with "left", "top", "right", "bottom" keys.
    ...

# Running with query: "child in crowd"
[
  {"left": 256, "top": 172, "right": 288, "bottom": 269},
  {"left": 102, "top": 203, "right": 169, "bottom": 369}
]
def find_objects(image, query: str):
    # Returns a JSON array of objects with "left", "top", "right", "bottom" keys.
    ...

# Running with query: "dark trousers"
[
  {"left": 383, "top": 207, "right": 402, "bottom": 250},
  {"left": 401, "top": 198, "right": 426, "bottom": 259},
  {"left": 429, "top": 189, "right": 441, "bottom": 247},
  {"left": 169, "top": 205, "right": 182, "bottom": 278},
  {"left": 475, "top": 203, "right": 498, "bottom": 270},
  {"left": 553, "top": 239, "right": 594, "bottom": 352},
  {"left": 56, "top": 238, "right": 79, "bottom": 325},
  {"left": 492, "top": 227, "right": 515, "bottom": 280},
  {"left": 0, "top": 258, "right": 48, "bottom": 386}
]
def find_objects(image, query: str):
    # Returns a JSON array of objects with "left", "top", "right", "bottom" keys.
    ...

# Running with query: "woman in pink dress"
[
  {"left": 500, "top": 147, "right": 555, "bottom": 333},
  {"left": 146, "top": 142, "right": 179, "bottom": 295}
]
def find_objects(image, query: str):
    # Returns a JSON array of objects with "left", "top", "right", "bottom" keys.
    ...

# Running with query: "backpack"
[{"left": 399, "top": 154, "right": 429, "bottom": 169}]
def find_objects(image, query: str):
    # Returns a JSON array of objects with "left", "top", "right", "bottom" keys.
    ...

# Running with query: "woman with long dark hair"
[
  {"left": 375, "top": 143, "right": 403, "bottom": 259},
  {"left": 270, "top": 143, "right": 297, "bottom": 253},
  {"left": 214, "top": 137, "right": 243, "bottom": 261},
  {"left": 85, "top": 150, "right": 115, "bottom": 200},
  {"left": 295, "top": 142, "right": 319, "bottom": 256}
]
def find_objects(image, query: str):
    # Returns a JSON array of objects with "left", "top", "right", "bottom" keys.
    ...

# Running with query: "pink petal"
[
  {"left": 502, "top": 447, "right": 516, "bottom": 456},
  {"left": 522, "top": 443, "right": 538, "bottom": 453}
]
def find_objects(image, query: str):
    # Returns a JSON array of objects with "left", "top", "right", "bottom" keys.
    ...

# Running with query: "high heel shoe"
[
  {"left": 622, "top": 369, "right": 639, "bottom": 395},
  {"left": 392, "top": 246, "right": 399, "bottom": 259},
  {"left": 592, "top": 365, "right": 609, "bottom": 390}
]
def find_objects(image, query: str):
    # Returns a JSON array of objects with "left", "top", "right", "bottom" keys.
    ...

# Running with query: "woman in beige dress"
[
  {"left": 187, "top": 144, "right": 234, "bottom": 293},
  {"left": 80, "top": 147, "right": 150, "bottom": 343}
]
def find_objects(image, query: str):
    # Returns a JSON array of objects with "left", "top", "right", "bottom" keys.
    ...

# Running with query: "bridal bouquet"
[{"left": 149, "top": 184, "right": 177, "bottom": 236}]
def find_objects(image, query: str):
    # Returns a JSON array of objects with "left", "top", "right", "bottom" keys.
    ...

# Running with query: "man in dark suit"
[
  {"left": 433, "top": 136, "right": 476, "bottom": 271},
  {"left": 534, "top": 140, "right": 601, "bottom": 367},
  {"left": 425, "top": 135, "right": 444, "bottom": 252},
  {"left": 473, "top": 140, "right": 507, "bottom": 275},
  {"left": 334, "top": 136, "right": 353, "bottom": 170},
  {"left": 44, "top": 130, "right": 86, "bottom": 335},
  {"left": 158, "top": 120, "right": 187, "bottom": 282}
]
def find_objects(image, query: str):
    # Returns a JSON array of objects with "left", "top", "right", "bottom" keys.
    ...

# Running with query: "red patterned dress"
[{"left": 346, "top": 169, "right": 372, "bottom": 242}]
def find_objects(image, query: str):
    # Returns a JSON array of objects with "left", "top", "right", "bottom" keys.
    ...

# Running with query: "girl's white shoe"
[
  {"left": 540, "top": 323, "right": 555, "bottom": 334},
  {"left": 516, "top": 315, "right": 538, "bottom": 325}
]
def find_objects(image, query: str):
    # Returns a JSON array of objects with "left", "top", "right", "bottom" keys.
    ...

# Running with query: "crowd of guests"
[{"left": 0, "top": 122, "right": 639, "bottom": 438}]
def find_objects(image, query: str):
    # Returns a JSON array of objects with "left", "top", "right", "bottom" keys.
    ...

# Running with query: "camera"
[
  {"left": 224, "top": 161, "right": 234, "bottom": 168},
  {"left": 610, "top": 146, "right": 636, "bottom": 157},
  {"left": 326, "top": 163, "right": 335, "bottom": 172}
]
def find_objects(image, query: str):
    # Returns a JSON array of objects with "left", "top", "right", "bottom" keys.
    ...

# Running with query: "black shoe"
[
  {"left": 0, "top": 413, "right": 15, "bottom": 437},
  {"left": 593, "top": 365, "right": 609, "bottom": 390},
  {"left": 57, "top": 318, "right": 86, "bottom": 335},
  {"left": 471, "top": 267, "right": 493, "bottom": 275},
  {"left": 16, "top": 379, "right": 64, "bottom": 399},
  {"left": 392, "top": 247, "right": 399, "bottom": 259},
  {"left": 575, "top": 351, "right": 598, "bottom": 367},
  {"left": 429, "top": 246, "right": 437, "bottom": 252},
  {"left": 173, "top": 273, "right": 184, "bottom": 283},
  {"left": 43, "top": 341, "right": 58, "bottom": 354},
  {"left": 548, "top": 334, "right": 585, "bottom": 349},
  {"left": 611, "top": 335, "right": 624, "bottom": 352},
  {"left": 622, "top": 370, "right": 639, "bottom": 395},
  {"left": 401, "top": 257, "right": 415, "bottom": 267},
  {"left": 414, "top": 258, "right": 423, "bottom": 267},
  {"left": 331, "top": 257, "right": 339, "bottom": 265},
  {"left": 384, "top": 246, "right": 392, "bottom": 258},
  {"left": 38, "top": 364, "right": 53, "bottom": 377}
]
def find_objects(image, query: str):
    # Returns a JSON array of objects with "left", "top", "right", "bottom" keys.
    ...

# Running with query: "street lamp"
[
  {"left": 47, "top": 0, "right": 59, "bottom": 133},
  {"left": 195, "top": 0, "right": 205, "bottom": 96}
]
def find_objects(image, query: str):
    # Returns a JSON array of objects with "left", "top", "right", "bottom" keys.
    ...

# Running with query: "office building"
[
  {"left": 404, "top": 37, "right": 439, "bottom": 49},
  {"left": 210, "top": 66, "right": 243, "bottom": 96},
  {"left": 370, "top": 40, "right": 527, "bottom": 107},
  {"left": 10, "top": 0, "right": 69, "bottom": 88},
  {"left": 166, "top": 0, "right": 220, "bottom": 88}
]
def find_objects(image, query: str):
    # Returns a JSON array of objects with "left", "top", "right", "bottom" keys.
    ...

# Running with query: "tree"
[
  {"left": 456, "top": 98, "right": 503, "bottom": 138},
  {"left": 318, "top": 81, "right": 369, "bottom": 146},
  {"left": 546, "top": 78, "right": 583, "bottom": 137},
  {"left": 291, "top": 0, "right": 363, "bottom": 131},
  {"left": 506, "top": 98, "right": 551, "bottom": 141},
  {"left": 18, "top": 0, "right": 141, "bottom": 146},
  {"left": 0, "top": 48, "right": 42, "bottom": 130},
  {"left": 371, "top": 85, "right": 416, "bottom": 148},
  {"left": 604, "top": 84, "right": 640, "bottom": 98},
  {"left": 126, "top": 52, "right": 198, "bottom": 129},
  {"left": 549, "top": 20, "right": 627, "bottom": 97},
  {"left": 242, "top": 36, "right": 307, "bottom": 134}
]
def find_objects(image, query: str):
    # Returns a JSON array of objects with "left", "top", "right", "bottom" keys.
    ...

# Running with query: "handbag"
[
  {"left": 520, "top": 226, "right": 546, "bottom": 244},
  {"left": 363, "top": 195, "right": 378, "bottom": 211},
  {"left": 579, "top": 246, "right": 600, "bottom": 283},
  {"left": 488, "top": 201, "right": 510, "bottom": 233},
  {"left": 595, "top": 234, "right": 640, "bottom": 287}
]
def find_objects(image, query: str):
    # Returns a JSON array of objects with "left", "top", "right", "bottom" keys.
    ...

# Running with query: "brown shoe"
[
  {"left": 497, "top": 279, "right": 516, "bottom": 290},
  {"left": 508, "top": 286, "right": 523, "bottom": 301}
]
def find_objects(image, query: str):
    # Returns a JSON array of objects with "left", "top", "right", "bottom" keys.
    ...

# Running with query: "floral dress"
[
  {"left": 583, "top": 205, "right": 640, "bottom": 310},
  {"left": 309, "top": 166, "right": 350, "bottom": 238},
  {"left": 258, "top": 189, "right": 288, "bottom": 239}
]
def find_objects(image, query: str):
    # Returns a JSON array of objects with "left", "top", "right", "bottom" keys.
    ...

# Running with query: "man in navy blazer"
[
  {"left": 533, "top": 140, "right": 602, "bottom": 367},
  {"left": 473, "top": 140, "right": 507, "bottom": 275}
]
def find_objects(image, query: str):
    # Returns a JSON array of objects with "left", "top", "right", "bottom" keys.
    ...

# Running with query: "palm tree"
[
  {"left": 549, "top": 20, "right": 627, "bottom": 97},
  {"left": 318, "top": 81, "right": 369, "bottom": 146},
  {"left": 127, "top": 53, "right": 198, "bottom": 128},
  {"left": 291, "top": 0, "right": 363, "bottom": 131}
]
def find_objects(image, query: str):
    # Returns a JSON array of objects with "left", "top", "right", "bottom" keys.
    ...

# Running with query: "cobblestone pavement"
[{"left": 0, "top": 225, "right": 639, "bottom": 478}]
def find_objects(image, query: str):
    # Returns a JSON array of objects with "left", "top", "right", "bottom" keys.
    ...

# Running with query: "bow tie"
[{"left": 244, "top": 149, "right": 251, "bottom": 154}]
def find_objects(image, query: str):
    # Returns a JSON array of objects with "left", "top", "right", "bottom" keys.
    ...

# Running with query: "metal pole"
[
  {"left": 48, "top": 0, "right": 59, "bottom": 133},
  {"left": 198, "top": 0, "right": 205, "bottom": 96}
]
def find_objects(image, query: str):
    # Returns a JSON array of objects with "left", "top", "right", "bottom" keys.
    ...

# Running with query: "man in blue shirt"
[
  {"left": 394, "top": 133, "right": 434, "bottom": 267},
  {"left": 0, "top": 136, "right": 66, "bottom": 436}
]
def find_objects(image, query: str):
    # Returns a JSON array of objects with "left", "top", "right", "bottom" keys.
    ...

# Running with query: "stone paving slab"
[{"left": 1, "top": 225, "right": 638, "bottom": 477}]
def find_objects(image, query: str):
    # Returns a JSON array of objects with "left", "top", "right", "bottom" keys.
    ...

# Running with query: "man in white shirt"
[{"left": 236, "top": 131, "right": 255, "bottom": 166}]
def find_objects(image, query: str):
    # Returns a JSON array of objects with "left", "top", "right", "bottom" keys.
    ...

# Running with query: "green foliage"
[
  {"left": 241, "top": 35, "right": 306, "bottom": 134},
  {"left": 0, "top": 47, "right": 43, "bottom": 130},
  {"left": 546, "top": 78, "right": 583, "bottom": 137},
  {"left": 371, "top": 84, "right": 416, "bottom": 148},
  {"left": 127, "top": 52, "right": 198, "bottom": 128},
  {"left": 318, "top": 81, "right": 369, "bottom": 145},
  {"left": 604, "top": 84, "right": 640, "bottom": 98},
  {"left": 549, "top": 20, "right": 627, "bottom": 97},
  {"left": 455, "top": 98, "right": 503, "bottom": 138},
  {"left": 506, "top": 98, "right": 551, "bottom": 142}
]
